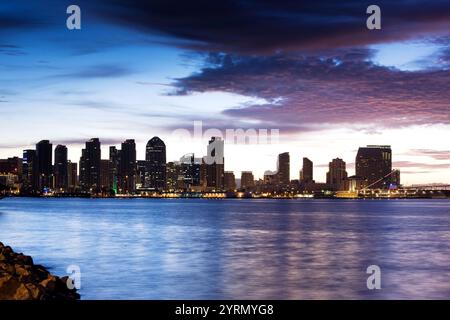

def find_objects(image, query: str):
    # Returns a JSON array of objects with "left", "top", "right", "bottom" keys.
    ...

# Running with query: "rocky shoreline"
[{"left": 0, "top": 242, "right": 79, "bottom": 300}]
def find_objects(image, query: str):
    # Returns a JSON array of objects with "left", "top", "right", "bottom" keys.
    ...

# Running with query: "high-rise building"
[
  {"left": 109, "top": 146, "right": 120, "bottom": 194},
  {"left": 204, "top": 137, "right": 224, "bottom": 190},
  {"left": 277, "top": 152, "right": 290, "bottom": 187},
  {"left": 136, "top": 160, "right": 147, "bottom": 190},
  {"left": 145, "top": 137, "right": 166, "bottom": 190},
  {"left": 224, "top": 171, "right": 236, "bottom": 191},
  {"left": 166, "top": 161, "right": 180, "bottom": 191},
  {"left": 100, "top": 159, "right": 111, "bottom": 191},
  {"left": 22, "top": 150, "right": 37, "bottom": 193},
  {"left": 54, "top": 145, "right": 68, "bottom": 191},
  {"left": 79, "top": 138, "right": 101, "bottom": 192},
  {"left": 36, "top": 140, "right": 53, "bottom": 191},
  {"left": 179, "top": 153, "right": 201, "bottom": 190},
  {"left": 67, "top": 161, "right": 78, "bottom": 192},
  {"left": 118, "top": 139, "right": 136, "bottom": 194},
  {"left": 79, "top": 149, "right": 87, "bottom": 190},
  {"left": 240, "top": 171, "right": 254, "bottom": 190},
  {"left": 355, "top": 145, "right": 392, "bottom": 189},
  {"left": 326, "top": 158, "right": 348, "bottom": 191},
  {"left": 300, "top": 157, "right": 313, "bottom": 183}
]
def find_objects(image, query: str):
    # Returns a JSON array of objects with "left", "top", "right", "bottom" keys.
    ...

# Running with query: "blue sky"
[{"left": 1, "top": 1, "right": 449, "bottom": 184}]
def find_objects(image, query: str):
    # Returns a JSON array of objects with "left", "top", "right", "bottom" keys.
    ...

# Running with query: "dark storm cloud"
[
  {"left": 85, "top": 0, "right": 450, "bottom": 132},
  {"left": 3, "top": 1, "right": 450, "bottom": 53},
  {"left": 93, "top": 0, "right": 450, "bottom": 53},
  {"left": 88, "top": 0, "right": 450, "bottom": 133},
  {"left": 2, "top": 0, "right": 449, "bottom": 134},
  {"left": 172, "top": 51, "right": 450, "bottom": 130}
]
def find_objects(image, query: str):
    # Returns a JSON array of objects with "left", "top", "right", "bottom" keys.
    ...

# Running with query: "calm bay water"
[{"left": 1, "top": 197, "right": 450, "bottom": 299}]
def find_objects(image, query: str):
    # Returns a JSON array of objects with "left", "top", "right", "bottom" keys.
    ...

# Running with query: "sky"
[{"left": 0, "top": 0, "right": 449, "bottom": 185}]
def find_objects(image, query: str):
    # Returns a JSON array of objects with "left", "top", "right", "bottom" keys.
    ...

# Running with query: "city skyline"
[
  {"left": 0, "top": 136, "right": 448, "bottom": 185},
  {"left": 1, "top": 1, "right": 449, "bottom": 185},
  {"left": 0, "top": 135, "right": 406, "bottom": 190}
]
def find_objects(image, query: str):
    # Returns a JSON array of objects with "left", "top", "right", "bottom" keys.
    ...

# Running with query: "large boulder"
[{"left": 0, "top": 242, "right": 79, "bottom": 300}]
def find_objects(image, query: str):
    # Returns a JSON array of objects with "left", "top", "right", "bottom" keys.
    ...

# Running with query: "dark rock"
[
  {"left": 0, "top": 243, "right": 79, "bottom": 300},
  {"left": 16, "top": 254, "right": 33, "bottom": 265}
]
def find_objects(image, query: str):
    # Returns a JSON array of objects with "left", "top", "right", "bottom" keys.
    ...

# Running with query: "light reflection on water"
[{"left": 1, "top": 198, "right": 450, "bottom": 299}]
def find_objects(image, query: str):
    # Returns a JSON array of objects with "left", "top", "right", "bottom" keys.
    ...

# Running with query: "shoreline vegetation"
[{"left": 0, "top": 242, "right": 79, "bottom": 300}]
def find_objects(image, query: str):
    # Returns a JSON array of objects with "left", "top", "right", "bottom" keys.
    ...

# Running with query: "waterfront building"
[
  {"left": 36, "top": 140, "right": 53, "bottom": 191},
  {"left": 356, "top": 145, "right": 392, "bottom": 189},
  {"left": 100, "top": 159, "right": 111, "bottom": 192},
  {"left": 204, "top": 137, "right": 224, "bottom": 191},
  {"left": 145, "top": 137, "right": 166, "bottom": 190},
  {"left": 136, "top": 160, "right": 147, "bottom": 190},
  {"left": 224, "top": 171, "right": 236, "bottom": 191},
  {"left": 165, "top": 161, "right": 179, "bottom": 192},
  {"left": 263, "top": 171, "right": 277, "bottom": 185},
  {"left": 347, "top": 175, "right": 367, "bottom": 192},
  {"left": 391, "top": 169, "right": 401, "bottom": 189},
  {"left": 326, "top": 158, "right": 348, "bottom": 191},
  {"left": 276, "top": 152, "right": 290, "bottom": 188},
  {"left": 54, "top": 145, "right": 68, "bottom": 192},
  {"left": 241, "top": 171, "right": 254, "bottom": 190},
  {"left": 300, "top": 157, "right": 314, "bottom": 184},
  {"left": 79, "top": 138, "right": 101, "bottom": 192},
  {"left": 22, "top": 150, "right": 37, "bottom": 193},
  {"left": 109, "top": 146, "right": 120, "bottom": 194},
  {"left": 0, "top": 173, "right": 19, "bottom": 193},
  {"left": 0, "top": 157, "right": 22, "bottom": 176},
  {"left": 118, "top": 139, "right": 136, "bottom": 194},
  {"left": 67, "top": 161, "right": 78, "bottom": 192},
  {"left": 179, "top": 153, "right": 201, "bottom": 191}
]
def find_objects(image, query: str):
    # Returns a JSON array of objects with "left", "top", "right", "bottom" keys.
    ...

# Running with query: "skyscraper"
[
  {"left": 145, "top": 137, "right": 166, "bottom": 190},
  {"left": 67, "top": 161, "right": 78, "bottom": 192},
  {"left": 109, "top": 146, "right": 120, "bottom": 194},
  {"left": 179, "top": 153, "right": 201, "bottom": 190},
  {"left": 36, "top": 140, "right": 53, "bottom": 191},
  {"left": 79, "top": 138, "right": 101, "bottom": 192},
  {"left": 54, "top": 145, "right": 68, "bottom": 191},
  {"left": 224, "top": 171, "right": 236, "bottom": 191},
  {"left": 165, "top": 161, "right": 180, "bottom": 192},
  {"left": 326, "top": 158, "right": 348, "bottom": 191},
  {"left": 300, "top": 157, "right": 313, "bottom": 184},
  {"left": 118, "top": 139, "right": 136, "bottom": 194},
  {"left": 136, "top": 160, "right": 147, "bottom": 190},
  {"left": 204, "top": 137, "right": 224, "bottom": 190},
  {"left": 79, "top": 149, "right": 87, "bottom": 190},
  {"left": 22, "top": 150, "right": 37, "bottom": 193},
  {"left": 100, "top": 159, "right": 111, "bottom": 192},
  {"left": 276, "top": 152, "right": 290, "bottom": 187},
  {"left": 240, "top": 171, "right": 254, "bottom": 190},
  {"left": 356, "top": 145, "right": 392, "bottom": 189}
]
